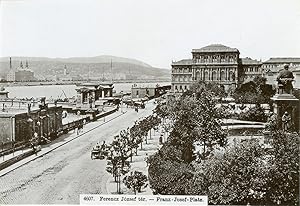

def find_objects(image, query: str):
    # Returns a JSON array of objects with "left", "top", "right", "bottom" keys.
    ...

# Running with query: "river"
[{"left": 3, "top": 82, "right": 171, "bottom": 99}]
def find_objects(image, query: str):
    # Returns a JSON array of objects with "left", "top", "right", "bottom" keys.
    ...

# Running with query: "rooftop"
[
  {"left": 76, "top": 82, "right": 114, "bottom": 91},
  {"left": 241, "top": 57, "right": 262, "bottom": 65},
  {"left": 171, "top": 59, "right": 193, "bottom": 65},
  {"left": 264, "top": 58, "right": 300, "bottom": 64},
  {"left": 192, "top": 44, "right": 239, "bottom": 53}
]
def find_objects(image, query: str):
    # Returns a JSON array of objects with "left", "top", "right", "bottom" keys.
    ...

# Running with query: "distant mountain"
[
  {"left": 0, "top": 56, "right": 171, "bottom": 81},
  {"left": 0, "top": 55, "right": 152, "bottom": 67}
]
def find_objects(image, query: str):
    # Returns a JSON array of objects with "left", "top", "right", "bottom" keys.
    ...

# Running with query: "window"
[
  {"left": 204, "top": 71, "right": 209, "bottom": 81},
  {"left": 221, "top": 56, "right": 225, "bottom": 62},
  {"left": 136, "top": 90, "right": 139, "bottom": 96},
  {"left": 175, "top": 85, "right": 178, "bottom": 90},
  {"left": 180, "top": 85, "right": 182, "bottom": 90},
  {"left": 220, "top": 71, "right": 225, "bottom": 81},
  {"left": 184, "top": 85, "right": 187, "bottom": 90},
  {"left": 211, "top": 71, "right": 216, "bottom": 81},
  {"left": 196, "top": 72, "right": 200, "bottom": 81}
]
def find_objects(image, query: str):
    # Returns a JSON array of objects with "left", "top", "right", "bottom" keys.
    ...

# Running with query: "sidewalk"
[
  {"left": 105, "top": 124, "right": 165, "bottom": 195},
  {"left": 0, "top": 108, "right": 128, "bottom": 177}
]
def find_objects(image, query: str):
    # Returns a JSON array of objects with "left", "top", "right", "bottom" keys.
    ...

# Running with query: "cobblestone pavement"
[{"left": 0, "top": 101, "right": 156, "bottom": 204}]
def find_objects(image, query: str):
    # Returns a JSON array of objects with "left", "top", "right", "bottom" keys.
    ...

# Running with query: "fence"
[{"left": 0, "top": 140, "right": 31, "bottom": 160}]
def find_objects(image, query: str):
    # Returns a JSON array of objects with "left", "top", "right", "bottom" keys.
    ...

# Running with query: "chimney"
[{"left": 9, "top": 57, "right": 12, "bottom": 69}]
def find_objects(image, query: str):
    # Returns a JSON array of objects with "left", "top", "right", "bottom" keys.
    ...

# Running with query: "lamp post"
[
  {"left": 36, "top": 118, "right": 43, "bottom": 144},
  {"left": 27, "top": 117, "right": 33, "bottom": 149}
]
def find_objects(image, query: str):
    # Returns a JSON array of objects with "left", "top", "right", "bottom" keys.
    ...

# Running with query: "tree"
[
  {"left": 199, "top": 140, "right": 269, "bottom": 205},
  {"left": 233, "top": 77, "right": 275, "bottom": 104},
  {"left": 123, "top": 171, "right": 148, "bottom": 195},
  {"left": 104, "top": 132, "right": 132, "bottom": 193},
  {"left": 169, "top": 83, "right": 227, "bottom": 161},
  {"left": 265, "top": 131, "right": 299, "bottom": 205},
  {"left": 148, "top": 144, "right": 194, "bottom": 194}
]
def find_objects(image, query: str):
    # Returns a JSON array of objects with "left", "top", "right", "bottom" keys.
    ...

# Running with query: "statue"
[
  {"left": 276, "top": 64, "right": 294, "bottom": 94},
  {"left": 281, "top": 111, "right": 292, "bottom": 131}
]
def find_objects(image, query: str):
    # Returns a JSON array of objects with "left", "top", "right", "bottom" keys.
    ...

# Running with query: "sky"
[{"left": 0, "top": 0, "right": 300, "bottom": 68}]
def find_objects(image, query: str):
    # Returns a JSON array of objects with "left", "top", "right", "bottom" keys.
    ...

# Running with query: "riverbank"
[{"left": 0, "top": 79, "right": 171, "bottom": 87}]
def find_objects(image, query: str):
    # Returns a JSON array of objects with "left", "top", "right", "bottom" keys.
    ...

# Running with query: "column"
[
  {"left": 102, "top": 90, "right": 105, "bottom": 98},
  {"left": 235, "top": 68, "right": 238, "bottom": 83},
  {"left": 227, "top": 68, "right": 230, "bottom": 81},
  {"left": 81, "top": 93, "right": 84, "bottom": 104}
]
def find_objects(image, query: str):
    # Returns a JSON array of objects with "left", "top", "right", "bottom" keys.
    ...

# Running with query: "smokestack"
[{"left": 9, "top": 57, "right": 12, "bottom": 69}]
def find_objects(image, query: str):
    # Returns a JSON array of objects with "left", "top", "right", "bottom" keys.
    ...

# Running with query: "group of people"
[{"left": 94, "top": 141, "right": 107, "bottom": 151}]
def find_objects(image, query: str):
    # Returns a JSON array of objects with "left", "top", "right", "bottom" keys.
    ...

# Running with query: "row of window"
[
  {"left": 174, "top": 85, "right": 189, "bottom": 91},
  {"left": 172, "top": 67, "right": 192, "bottom": 73},
  {"left": 262, "top": 63, "right": 300, "bottom": 69},
  {"left": 193, "top": 55, "right": 237, "bottom": 63},
  {"left": 173, "top": 75, "right": 193, "bottom": 82},
  {"left": 195, "top": 71, "right": 235, "bottom": 81},
  {"left": 244, "top": 67, "right": 260, "bottom": 72},
  {"left": 172, "top": 70, "right": 236, "bottom": 82}
]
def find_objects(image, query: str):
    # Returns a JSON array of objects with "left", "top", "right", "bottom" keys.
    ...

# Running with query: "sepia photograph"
[{"left": 0, "top": 0, "right": 299, "bottom": 205}]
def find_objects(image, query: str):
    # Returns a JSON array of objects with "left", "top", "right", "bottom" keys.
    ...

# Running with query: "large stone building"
[
  {"left": 171, "top": 44, "right": 263, "bottom": 93},
  {"left": 171, "top": 44, "right": 300, "bottom": 93}
]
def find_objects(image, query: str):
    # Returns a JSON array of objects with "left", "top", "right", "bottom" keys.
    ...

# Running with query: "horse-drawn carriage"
[{"left": 91, "top": 144, "right": 108, "bottom": 160}]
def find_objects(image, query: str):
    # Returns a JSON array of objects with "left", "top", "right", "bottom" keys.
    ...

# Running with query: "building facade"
[
  {"left": 240, "top": 57, "right": 263, "bottom": 83},
  {"left": 131, "top": 84, "right": 171, "bottom": 99},
  {"left": 75, "top": 82, "right": 114, "bottom": 109},
  {"left": 172, "top": 44, "right": 242, "bottom": 93}
]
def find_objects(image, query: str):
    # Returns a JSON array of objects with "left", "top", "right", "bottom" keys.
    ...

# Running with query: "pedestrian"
[
  {"left": 159, "top": 134, "right": 163, "bottom": 144},
  {"left": 145, "top": 153, "right": 149, "bottom": 166},
  {"left": 76, "top": 127, "right": 79, "bottom": 135},
  {"left": 30, "top": 142, "right": 37, "bottom": 155}
]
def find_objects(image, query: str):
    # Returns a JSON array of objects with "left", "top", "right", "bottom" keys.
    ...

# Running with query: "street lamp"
[{"left": 36, "top": 120, "right": 41, "bottom": 144}]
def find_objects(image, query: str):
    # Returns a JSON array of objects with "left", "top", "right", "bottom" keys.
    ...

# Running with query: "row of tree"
[{"left": 100, "top": 114, "right": 161, "bottom": 194}]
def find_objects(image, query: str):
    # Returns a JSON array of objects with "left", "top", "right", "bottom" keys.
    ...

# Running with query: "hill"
[{"left": 0, "top": 56, "right": 170, "bottom": 81}]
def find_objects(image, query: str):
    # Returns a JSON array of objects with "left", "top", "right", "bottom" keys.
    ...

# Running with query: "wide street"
[{"left": 0, "top": 102, "right": 156, "bottom": 204}]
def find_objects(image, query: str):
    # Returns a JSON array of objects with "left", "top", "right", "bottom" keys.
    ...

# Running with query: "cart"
[
  {"left": 91, "top": 147, "right": 108, "bottom": 160},
  {"left": 91, "top": 149, "right": 103, "bottom": 160}
]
